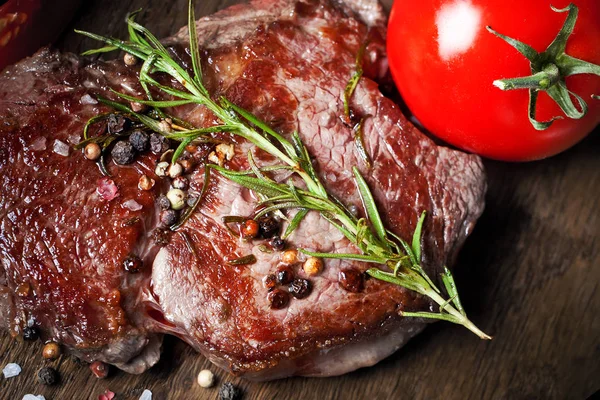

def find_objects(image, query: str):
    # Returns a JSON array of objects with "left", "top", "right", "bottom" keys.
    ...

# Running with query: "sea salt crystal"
[
  {"left": 68, "top": 134, "right": 82, "bottom": 145},
  {"left": 97, "top": 177, "right": 119, "bottom": 201},
  {"left": 29, "top": 137, "right": 47, "bottom": 151},
  {"left": 3, "top": 362, "right": 21, "bottom": 378},
  {"left": 53, "top": 139, "right": 70, "bottom": 157},
  {"left": 139, "top": 389, "right": 152, "bottom": 400},
  {"left": 23, "top": 395, "right": 46, "bottom": 400},
  {"left": 80, "top": 94, "right": 98, "bottom": 105},
  {"left": 122, "top": 199, "right": 143, "bottom": 211}
]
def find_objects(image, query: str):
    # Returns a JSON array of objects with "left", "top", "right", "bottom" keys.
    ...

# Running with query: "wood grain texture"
[{"left": 1, "top": 1, "right": 599, "bottom": 399}]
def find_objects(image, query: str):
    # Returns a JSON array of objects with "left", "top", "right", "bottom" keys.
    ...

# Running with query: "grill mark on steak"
[{"left": 0, "top": 0, "right": 485, "bottom": 379}]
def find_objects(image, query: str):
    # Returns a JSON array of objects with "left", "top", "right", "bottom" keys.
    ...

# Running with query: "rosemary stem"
[{"left": 425, "top": 289, "right": 492, "bottom": 340}]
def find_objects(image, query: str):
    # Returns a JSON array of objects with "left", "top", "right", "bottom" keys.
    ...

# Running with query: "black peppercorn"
[
  {"left": 23, "top": 326, "right": 39, "bottom": 341},
  {"left": 38, "top": 366, "right": 59, "bottom": 385},
  {"left": 219, "top": 382, "right": 242, "bottom": 400},
  {"left": 257, "top": 215, "right": 280, "bottom": 238},
  {"left": 150, "top": 133, "right": 170, "bottom": 154},
  {"left": 268, "top": 289, "right": 289, "bottom": 309},
  {"left": 289, "top": 278, "right": 312, "bottom": 299},
  {"left": 161, "top": 209, "right": 178, "bottom": 227},
  {"left": 157, "top": 195, "right": 171, "bottom": 210},
  {"left": 129, "top": 130, "right": 150, "bottom": 152},
  {"left": 123, "top": 255, "right": 143, "bottom": 273},
  {"left": 269, "top": 236, "right": 285, "bottom": 251},
  {"left": 276, "top": 266, "right": 294, "bottom": 285},
  {"left": 111, "top": 141, "right": 136, "bottom": 165},
  {"left": 107, "top": 114, "right": 128, "bottom": 134}
]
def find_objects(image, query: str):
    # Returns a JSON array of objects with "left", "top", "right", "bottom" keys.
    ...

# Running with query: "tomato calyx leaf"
[{"left": 486, "top": 3, "right": 600, "bottom": 131}]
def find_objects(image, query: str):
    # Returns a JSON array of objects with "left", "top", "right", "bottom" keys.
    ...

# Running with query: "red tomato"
[
  {"left": 0, "top": 0, "right": 81, "bottom": 71},
  {"left": 387, "top": 0, "right": 600, "bottom": 161}
]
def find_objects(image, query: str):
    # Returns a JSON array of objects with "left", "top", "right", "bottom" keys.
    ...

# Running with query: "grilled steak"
[{"left": 0, "top": 0, "right": 486, "bottom": 379}]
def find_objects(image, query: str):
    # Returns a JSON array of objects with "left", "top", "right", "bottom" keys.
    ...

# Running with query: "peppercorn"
[
  {"left": 84, "top": 142, "right": 101, "bottom": 161},
  {"left": 129, "top": 130, "right": 150, "bottom": 152},
  {"left": 37, "top": 366, "right": 59, "bottom": 385},
  {"left": 263, "top": 274, "right": 277, "bottom": 290},
  {"left": 90, "top": 361, "right": 109, "bottom": 379},
  {"left": 289, "top": 278, "right": 312, "bottom": 299},
  {"left": 107, "top": 114, "right": 128, "bottom": 134},
  {"left": 339, "top": 268, "right": 364, "bottom": 293},
  {"left": 219, "top": 382, "right": 241, "bottom": 400},
  {"left": 138, "top": 175, "right": 155, "bottom": 191},
  {"left": 42, "top": 342, "right": 61, "bottom": 360},
  {"left": 269, "top": 236, "right": 285, "bottom": 251},
  {"left": 111, "top": 141, "right": 136, "bottom": 165},
  {"left": 281, "top": 249, "right": 298, "bottom": 265},
  {"left": 160, "top": 209, "right": 178, "bottom": 227},
  {"left": 197, "top": 369, "right": 215, "bottom": 388},
  {"left": 155, "top": 161, "right": 170, "bottom": 177},
  {"left": 241, "top": 219, "right": 259, "bottom": 239},
  {"left": 172, "top": 176, "right": 189, "bottom": 190},
  {"left": 168, "top": 163, "right": 183, "bottom": 178},
  {"left": 276, "top": 266, "right": 294, "bottom": 285},
  {"left": 303, "top": 257, "right": 323, "bottom": 276},
  {"left": 167, "top": 188, "right": 186, "bottom": 210},
  {"left": 268, "top": 289, "right": 290, "bottom": 309},
  {"left": 257, "top": 215, "right": 280, "bottom": 238},
  {"left": 23, "top": 326, "right": 39, "bottom": 341},
  {"left": 150, "top": 133, "right": 170, "bottom": 154},
  {"left": 123, "top": 53, "right": 137, "bottom": 66},
  {"left": 157, "top": 195, "right": 171, "bottom": 210},
  {"left": 123, "top": 255, "right": 143, "bottom": 273}
]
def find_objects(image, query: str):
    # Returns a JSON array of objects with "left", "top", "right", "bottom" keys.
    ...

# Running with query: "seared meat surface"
[{"left": 0, "top": 0, "right": 485, "bottom": 379}]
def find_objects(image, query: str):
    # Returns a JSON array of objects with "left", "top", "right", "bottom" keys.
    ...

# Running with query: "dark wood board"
[{"left": 1, "top": 1, "right": 599, "bottom": 399}]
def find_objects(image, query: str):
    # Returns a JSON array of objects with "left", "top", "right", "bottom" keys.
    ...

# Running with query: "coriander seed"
[
  {"left": 281, "top": 249, "right": 298, "bottom": 265},
  {"left": 42, "top": 342, "right": 61, "bottom": 360},
  {"left": 84, "top": 142, "right": 101, "bottom": 160},
  {"left": 303, "top": 257, "right": 323, "bottom": 276}
]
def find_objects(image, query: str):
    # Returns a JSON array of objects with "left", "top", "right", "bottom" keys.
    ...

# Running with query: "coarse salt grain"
[
  {"left": 97, "top": 177, "right": 119, "bottom": 201},
  {"left": 23, "top": 396, "right": 45, "bottom": 400},
  {"left": 122, "top": 199, "right": 143, "bottom": 211},
  {"left": 29, "top": 137, "right": 47, "bottom": 151},
  {"left": 53, "top": 139, "right": 70, "bottom": 157},
  {"left": 3, "top": 362, "right": 21, "bottom": 378},
  {"left": 139, "top": 389, "right": 152, "bottom": 400},
  {"left": 80, "top": 94, "right": 98, "bottom": 105},
  {"left": 69, "top": 134, "right": 82, "bottom": 145}
]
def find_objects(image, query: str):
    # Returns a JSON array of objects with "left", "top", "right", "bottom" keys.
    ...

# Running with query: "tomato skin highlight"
[{"left": 387, "top": 0, "right": 600, "bottom": 161}]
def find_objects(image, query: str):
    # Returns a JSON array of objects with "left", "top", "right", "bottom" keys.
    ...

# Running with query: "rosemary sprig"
[{"left": 77, "top": 0, "right": 490, "bottom": 339}]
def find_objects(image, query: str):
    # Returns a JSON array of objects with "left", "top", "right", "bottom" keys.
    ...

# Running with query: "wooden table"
[{"left": 1, "top": 1, "right": 599, "bottom": 399}]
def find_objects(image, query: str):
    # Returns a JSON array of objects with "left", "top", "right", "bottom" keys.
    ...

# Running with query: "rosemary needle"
[{"left": 76, "top": 0, "right": 491, "bottom": 339}]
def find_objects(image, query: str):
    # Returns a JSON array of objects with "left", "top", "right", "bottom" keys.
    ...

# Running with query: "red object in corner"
[{"left": 0, "top": 0, "right": 81, "bottom": 70}]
